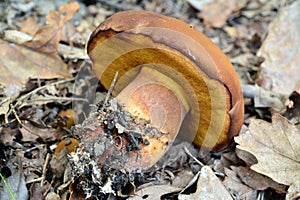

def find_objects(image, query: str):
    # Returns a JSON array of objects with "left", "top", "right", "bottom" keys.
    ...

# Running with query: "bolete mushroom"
[{"left": 87, "top": 10, "right": 244, "bottom": 170}]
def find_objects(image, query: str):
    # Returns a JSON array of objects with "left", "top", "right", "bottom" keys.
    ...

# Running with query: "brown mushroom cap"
[{"left": 87, "top": 10, "right": 244, "bottom": 151}]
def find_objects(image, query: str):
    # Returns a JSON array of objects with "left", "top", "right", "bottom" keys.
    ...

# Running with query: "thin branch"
[{"left": 103, "top": 71, "right": 118, "bottom": 109}]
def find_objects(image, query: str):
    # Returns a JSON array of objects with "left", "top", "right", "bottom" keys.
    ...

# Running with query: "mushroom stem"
[{"left": 116, "top": 66, "right": 189, "bottom": 139}]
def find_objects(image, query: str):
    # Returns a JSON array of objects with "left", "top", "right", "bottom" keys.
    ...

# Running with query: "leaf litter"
[{"left": 0, "top": 0, "right": 300, "bottom": 199}]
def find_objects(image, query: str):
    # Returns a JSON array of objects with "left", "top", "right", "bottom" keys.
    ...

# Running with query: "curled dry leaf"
[
  {"left": 24, "top": 1, "right": 80, "bottom": 53},
  {"left": 235, "top": 114, "right": 300, "bottom": 186}
]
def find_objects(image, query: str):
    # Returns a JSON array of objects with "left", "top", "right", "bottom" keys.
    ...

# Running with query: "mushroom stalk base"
[
  {"left": 115, "top": 66, "right": 190, "bottom": 167},
  {"left": 116, "top": 66, "right": 189, "bottom": 137}
]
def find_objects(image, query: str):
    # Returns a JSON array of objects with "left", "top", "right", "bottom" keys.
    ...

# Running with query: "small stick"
[
  {"left": 184, "top": 146, "right": 204, "bottom": 167},
  {"left": 41, "top": 153, "right": 50, "bottom": 187},
  {"left": 103, "top": 71, "right": 118, "bottom": 109}
]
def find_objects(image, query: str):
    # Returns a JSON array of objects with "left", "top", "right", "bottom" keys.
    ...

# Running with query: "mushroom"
[{"left": 87, "top": 10, "right": 244, "bottom": 170}]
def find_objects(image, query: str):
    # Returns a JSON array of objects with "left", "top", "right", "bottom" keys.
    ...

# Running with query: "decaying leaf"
[
  {"left": 24, "top": 1, "right": 80, "bottom": 53},
  {"left": 223, "top": 167, "right": 257, "bottom": 199},
  {"left": 254, "top": 84, "right": 287, "bottom": 112},
  {"left": 235, "top": 114, "right": 300, "bottom": 186},
  {"left": 129, "top": 185, "right": 180, "bottom": 200},
  {"left": 179, "top": 166, "right": 232, "bottom": 200},
  {"left": 0, "top": 2, "right": 79, "bottom": 87},
  {"left": 257, "top": 1, "right": 300, "bottom": 95},
  {"left": 19, "top": 17, "right": 39, "bottom": 36},
  {"left": 232, "top": 166, "right": 286, "bottom": 192},
  {"left": 198, "top": 0, "right": 248, "bottom": 27},
  {"left": 0, "top": 160, "right": 28, "bottom": 200},
  {"left": 29, "top": 182, "right": 49, "bottom": 200},
  {"left": 20, "top": 122, "right": 64, "bottom": 142},
  {"left": 0, "top": 39, "right": 71, "bottom": 87}
]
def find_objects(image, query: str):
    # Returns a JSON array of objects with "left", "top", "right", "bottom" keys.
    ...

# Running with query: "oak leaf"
[{"left": 235, "top": 114, "right": 300, "bottom": 186}]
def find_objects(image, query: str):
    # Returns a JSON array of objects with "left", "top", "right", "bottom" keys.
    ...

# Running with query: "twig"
[
  {"left": 43, "top": 174, "right": 56, "bottom": 197},
  {"left": 10, "top": 103, "right": 46, "bottom": 141},
  {"left": 102, "top": 71, "right": 118, "bottom": 109},
  {"left": 10, "top": 103, "right": 22, "bottom": 124},
  {"left": 25, "top": 177, "right": 43, "bottom": 184},
  {"left": 25, "top": 96, "right": 88, "bottom": 104},
  {"left": 41, "top": 153, "right": 50, "bottom": 187},
  {"left": 14, "top": 78, "right": 76, "bottom": 108},
  {"left": 184, "top": 146, "right": 204, "bottom": 167},
  {"left": 4, "top": 30, "right": 88, "bottom": 60}
]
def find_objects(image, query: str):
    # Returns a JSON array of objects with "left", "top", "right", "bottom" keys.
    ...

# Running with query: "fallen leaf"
[
  {"left": 24, "top": 1, "right": 80, "bottom": 54},
  {"left": 236, "top": 148, "right": 257, "bottom": 166},
  {"left": 257, "top": 1, "right": 300, "bottom": 95},
  {"left": 179, "top": 166, "right": 232, "bottom": 200},
  {"left": 216, "top": 151, "right": 244, "bottom": 173},
  {"left": 17, "top": 145, "right": 47, "bottom": 181},
  {"left": 235, "top": 114, "right": 300, "bottom": 186},
  {"left": 198, "top": 0, "right": 248, "bottom": 28},
  {"left": 223, "top": 167, "right": 257, "bottom": 199},
  {"left": 129, "top": 185, "right": 180, "bottom": 200},
  {"left": 172, "top": 170, "right": 195, "bottom": 188},
  {"left": 286, "top": 181, "right": 300, "bottom": 200},
  {"left": 0, "top": 83, "right": 23, "bottom": 117},
  {"left": 0, "top": 126, "right": 17, "bottom": 146},
  {"left": 0, "top": 39, "right": 71, "bottom": 87},
  {"left": 233, "top": 166, "right": 286, "bottom": 192},
  {"left": 156, "top": 142, "right": 198, "bottom": 169},
  {"left": 60, "top": 22, "right": 85, "bottom": 46},
  {"left": 0, "top": 160, "right": 29, "bottom": 200},
  {"left": 19, "top": 17, "right": 39, "bottom": 35},
  {"left": 20, "top": 122, "right": 64, "bottom": 142},
  {"left": 254, "top": 84, "right": 287, "bottom": 112},
  {"left": 29, "top": 182, "right": 49, "bottom": 200}
]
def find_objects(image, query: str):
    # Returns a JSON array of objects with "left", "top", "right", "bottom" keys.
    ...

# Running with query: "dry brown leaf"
[
  {"left": 257, "top": 1, "right": 300, "bottom": 95},
  {"left": 20, "top": 122, "right": 64, "bottom": 142},
  {"left": 19, "top": 17, "right": 39, "bottom": 35},
  {"left": 24, "top": 1, "right": 80, "bottom": 54},
  {"left": 223, "top": 167, "right": 257, "bottom": 199},
  {"left": 179, "top": 166, "right": 233, "bottom": 200},
  {"left": 235, "top": 114, "right": 300, "bottom": 186},
  {"left": 172, "top": 170, "right": 195, "bottom": 188},
  {"left": 233, "top": 166, "right": 286, "bottom": 192},
  {"left": 29, "top": 182, "right": 49, "bottom": 200},
  {"left": 129, "top": 185, "right": 180, "bottom": 200},
  {"left": 198, "top": 0, "right": 248, "bottom": 28},
  {"left": 0, "top": 39, "right": 71, "bottom": 87}
]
